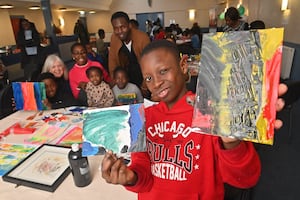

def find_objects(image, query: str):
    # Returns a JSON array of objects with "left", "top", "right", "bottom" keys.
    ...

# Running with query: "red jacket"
[{"left": 125, "top": 91, "right": 260, "bottom": 200}]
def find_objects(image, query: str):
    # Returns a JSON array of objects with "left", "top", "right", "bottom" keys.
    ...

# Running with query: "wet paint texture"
[{"left": 192, "top": 28, "right": 284, "bottom": 145}]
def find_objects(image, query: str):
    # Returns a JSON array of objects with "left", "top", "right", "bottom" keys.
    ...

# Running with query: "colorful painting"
[
  {"left": 0, "top": 143, "right": 37, "bottom": 176},
  {"left": 192, "top": 28, "right": 284, "bottom": 145},
  {"left": 24, "top": 121, "right": 70, "bottom": 145},
  {"left": 82, "top": 103, "right": 146, "bottom": 156},
  {"left": 12, "top": 82, "right": 47, "bottom": 111},
  {"left": 56, "top": 125, "right": 83, "bottom": 146}
]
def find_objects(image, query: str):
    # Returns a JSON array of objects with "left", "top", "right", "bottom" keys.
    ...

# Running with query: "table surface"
[{"left": 0, "top": 109, "right": 137, "bottom": 200}]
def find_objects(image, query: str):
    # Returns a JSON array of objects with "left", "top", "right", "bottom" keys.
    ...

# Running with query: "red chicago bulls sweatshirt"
[{"left": 125, "top": 91, "right": 261, "bottom": 200}]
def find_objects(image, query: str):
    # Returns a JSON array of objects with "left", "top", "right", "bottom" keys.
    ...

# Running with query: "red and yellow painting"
[{"left": 192, "top": 28, "right": 284, "bottom": 145}]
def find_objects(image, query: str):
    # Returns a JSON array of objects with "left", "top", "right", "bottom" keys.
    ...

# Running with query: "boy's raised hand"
[
  {"left": 274, "top": 83, "right": 288, "bottom": 129},
  {"left": 101, "top": 151, "right": 137, "bottom": 186}
]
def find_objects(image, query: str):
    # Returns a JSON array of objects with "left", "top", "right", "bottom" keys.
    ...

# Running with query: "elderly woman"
[{"left": 41, "top": 54, "right": 71, "bottom": 95}]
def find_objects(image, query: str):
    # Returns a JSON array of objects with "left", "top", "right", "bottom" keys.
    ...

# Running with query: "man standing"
[{"left": 109, "top": 11, "right": 150, "bottom": 97}]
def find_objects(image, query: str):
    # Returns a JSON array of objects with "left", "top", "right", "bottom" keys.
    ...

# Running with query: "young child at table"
[
  {"left": 112, "top": 66, "right": 143, "bottom": 105},
  {"left": 85, "top": 66, "right": 114, "bottom": 108},
  {"left": 38, "top": 72, "right": 78, "bottom": 109},
  {"left": 100, "top": 40, "right": 287, "bottom": 199}
]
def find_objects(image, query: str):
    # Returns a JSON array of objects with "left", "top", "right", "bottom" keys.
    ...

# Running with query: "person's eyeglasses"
[{"left": 72, "top": 51, "right": 87, "bottom": 56}]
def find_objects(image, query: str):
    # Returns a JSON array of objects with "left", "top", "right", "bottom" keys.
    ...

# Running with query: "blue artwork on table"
[{"left": 82, "top": 103, "right": 146, "bottom": 156}]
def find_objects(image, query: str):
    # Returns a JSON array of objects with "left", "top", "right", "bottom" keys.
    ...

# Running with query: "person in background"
[
  {"left": 223, "top": 7, "right": 249, "bottom": 32},
  {"left": 85, "top": 43, "right": 105, "bottom": 67},
  {"left": 100, "top": 40, "right": 287, "bottom": 199},
  {"left": 0, "top": 59, "right": 8, "bottom": 90},
  {"left": 17, "top": 18, "right": 44, "bottom": 81},
  {"left": 164, "top": 33, "right": 176, "bottom": 43},
  {"left": 109, "top": 11, "right": 150, "bottom": 98},
  {"left": 129, "top": 19, "right": 139, "bottom": 29},
  {"left": 37, "top": 72, "right": 78, "bottom": 109},
  {"left": 153, "top": 26, "right": 165, "bottom": 40},
  {"left": 85, "top": 66, "right": 114, "bottom": 108},
  {"left": 41, "top": 54, "right": 71, "bottom": 95},
  {"left": 190, "top": 27, "right": 201, "bottom": 53},
  {"left": 112, "top": 66, "right": 143, "bottom": 105},
  {"left": 73, "top": 19, "right": 89, "bottom": 45},
  {"left": 249, "top": 20, "right": 266, "bottom": 29},
  {"left": 69, "top": 43, "right": 111, "bottom": 105},
  {"left": 96, "top": 28, "right": 109, "bottom": 73},
  {"left": 191, "top": 22, "right": 202, "bottom": 41}
]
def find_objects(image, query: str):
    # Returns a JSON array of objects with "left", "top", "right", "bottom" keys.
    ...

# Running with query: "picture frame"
[{"left": 2, "top": 144, "right": 71, "bottom": 192}]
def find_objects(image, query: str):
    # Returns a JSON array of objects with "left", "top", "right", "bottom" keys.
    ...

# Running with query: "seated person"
[
  {"left": 112, "top": 66, "right": 144, "bottom": 105},
  {"left": 85, "top": 66, "right": 114, "bottom": 108},
  {"left": 37, "top": 72, "right": 78, "bottom": 109},
  {"left": 69, "top": 42, "right": 112, "bottom": 105}
]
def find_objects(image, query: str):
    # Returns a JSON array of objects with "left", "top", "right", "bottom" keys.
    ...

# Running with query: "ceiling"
[{"left": 0, "top": 0, "right": 113, "bottom": 12}]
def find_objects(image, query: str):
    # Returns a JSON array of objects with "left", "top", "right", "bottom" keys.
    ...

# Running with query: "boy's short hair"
[
  {"left": 113, "top": 66, "right": 128, "bottom": 79},
  {"left": 141, "top": 40, "right": 180, "bottom": 63},
  {"left": 111, "top": 11, "right": 130, "bottom": 23},
  {"left": 86, "top": 66, "right": 103, "bottom": 78},
  {"left": 37, "top": 72, "right": 56, "bottom": 82}
]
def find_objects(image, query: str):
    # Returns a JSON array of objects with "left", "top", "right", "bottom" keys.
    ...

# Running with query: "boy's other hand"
[
  {"left": 101, "top": 151, "right": 137, "bottom": 186},
  {"left": 274, "top": 83, "right": 288, "bottom": 129}
]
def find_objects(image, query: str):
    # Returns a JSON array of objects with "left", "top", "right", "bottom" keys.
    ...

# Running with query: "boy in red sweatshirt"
[{"left": 101, "top": 40, "right": 287, "bottom": 199}]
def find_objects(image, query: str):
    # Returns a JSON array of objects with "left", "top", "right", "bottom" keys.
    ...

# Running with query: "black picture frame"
[{"left": 2, "top": 144, "right": 71, "bottom": 192}]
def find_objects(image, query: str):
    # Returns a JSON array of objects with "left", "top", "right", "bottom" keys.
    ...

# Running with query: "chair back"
[{"left": 0, "top": 84, "right": 14, "bottom": 119}]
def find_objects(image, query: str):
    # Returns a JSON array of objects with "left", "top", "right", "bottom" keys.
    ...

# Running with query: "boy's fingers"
[
  {"left": 110, "top": 158, "right": 126, "bottom": 184},
  {"left": 278, "top": 83, "right": 288, "bottom": 97},
  {"left": 101, "top": 151, "right": 117, "bottom": 182}
]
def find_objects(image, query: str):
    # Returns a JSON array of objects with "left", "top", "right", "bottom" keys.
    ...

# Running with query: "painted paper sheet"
[
  {"left": 12, "top": 82, "right": 47, "bottom": 111},
  {"left": 24, "top": 121, "right": 70, "bottom": 145},
  {"left": 192, "top": 28, "right": 284, "bottom": 145},
  {"left": 0, "top": 143, "right": 37, "bottom": 176},
  {"left": 55, "top": 125, "right": 83, "bottom": 146},
  {"left": 82, "top": 103, "right": 146, "bottom": 156}
]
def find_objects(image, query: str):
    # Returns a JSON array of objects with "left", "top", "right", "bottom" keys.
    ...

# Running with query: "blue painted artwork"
[{"left": 82, "top": 103, "right": 146, "bottom": 156}]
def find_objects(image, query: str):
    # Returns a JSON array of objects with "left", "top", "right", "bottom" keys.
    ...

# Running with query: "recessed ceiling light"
[
  {"left": 0, "top": 4, "right": 14, "bottom": 9},
  {"left": 29, "top": 5, "right": 40, "bottom": 10}
]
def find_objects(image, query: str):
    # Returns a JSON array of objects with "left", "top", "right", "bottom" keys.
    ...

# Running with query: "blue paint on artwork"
[
  {"left": 82, "top": 141, "right": 99, "bottom": 156},
  {"left": 83, "top": 109, "right": 129, "bottom": 154},
  {"left": 12, "top": 82, "right": 24, "bottom": 110},
  {"left": 82, "top": 104, "right": 145, "bottom": 156},
  {"left": 34, "top": 82, "right": 46, "bottom": 110},
  {"left": 129, "top": 104, "right": 144, "bottom": 145}
]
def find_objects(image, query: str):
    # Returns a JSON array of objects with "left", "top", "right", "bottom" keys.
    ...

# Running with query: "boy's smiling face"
[{"left": 141, "top": 48, "right": 188, "bottom": 109}]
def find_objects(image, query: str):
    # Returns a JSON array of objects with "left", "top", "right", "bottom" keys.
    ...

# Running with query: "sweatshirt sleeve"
[
  {"left": 69, "top": 69, "right": 79, "bottom": 99},
  {"left": 215, "top": 138, "right": 261, "bottom": 189},
  {"left": 108, "top": 35, "right": 119, "bottom": 78},
  {"left": 124, "top": 152, "right": 154, "bottom": 193}
]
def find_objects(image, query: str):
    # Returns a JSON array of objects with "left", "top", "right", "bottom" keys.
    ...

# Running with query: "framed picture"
[{"left": 2, "top": 144, "right": 71, "bottom": 192}]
